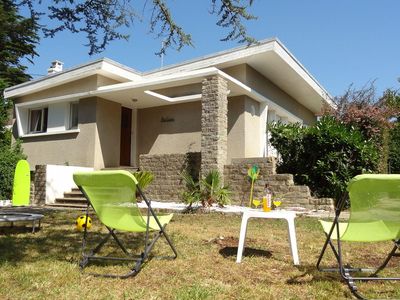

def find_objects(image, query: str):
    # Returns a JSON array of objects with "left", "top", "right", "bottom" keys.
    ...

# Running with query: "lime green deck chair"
[
  {"left": 73, "top": 170, "right": 177, "bottom": 278},
  {"left": 317, "top": 174, "right": 400, "bottom": 299}
]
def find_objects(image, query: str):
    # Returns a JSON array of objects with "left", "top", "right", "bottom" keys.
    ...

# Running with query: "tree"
[
  {"left": 269, "top": 116, "right": 379, "bottom": 204},
  {"left": 20, "top": 0, "right": 257, "bottom": 56},
  {"left": 324, "top": 82, "right": 400, "bottom": 172},
  {"left": 0, "top": 0, "right": 39, "bottom": 86},
  {"left": 0, "top": 0, "right": 38, "bottom": 199},
  {"left": 385, "top": 88, "right": 400, "bottom": 173}
]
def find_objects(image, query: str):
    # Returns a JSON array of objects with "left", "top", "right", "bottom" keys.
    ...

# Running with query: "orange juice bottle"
[{"left": 263, "top": 185, "right": 272, "bottom": 212}]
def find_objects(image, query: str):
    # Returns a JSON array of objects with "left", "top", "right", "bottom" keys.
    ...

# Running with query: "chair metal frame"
[
  {"left": 77, "top": 181, "right": 178, "bottom": 279},
  {"left": 317, "top": 186, "right": 400, "bottom": 300}
]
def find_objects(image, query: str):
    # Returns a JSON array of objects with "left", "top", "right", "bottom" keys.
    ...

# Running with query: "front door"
[{"left": 120, "top": 107, "right": 132, "bottom": 166}]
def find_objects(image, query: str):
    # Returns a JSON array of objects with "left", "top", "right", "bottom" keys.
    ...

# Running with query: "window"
[
  {"left": 69, "top": 102, "right": 79, "bottom": 129},
  {"left": 28, "top": 108, "right": 48, "bottom": 133}
]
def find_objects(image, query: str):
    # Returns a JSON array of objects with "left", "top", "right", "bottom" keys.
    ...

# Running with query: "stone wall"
[
  {"left": 201, "top": 76, "right": 228, "bottom": 179},
  {"left": 224, "top": 157, "right": 334, "bottom": 210},
  {"left": 139, "top": 154, "right": 333, "bottom": 210},
  {"left": 139, "top": 153, "right": 201, "bottom": 202},
  {"left": 224, "top": 157, "right": 276, "bottom": 206},
  {"left": 33, "top": 165, "right": 46, "bottom": 205}
]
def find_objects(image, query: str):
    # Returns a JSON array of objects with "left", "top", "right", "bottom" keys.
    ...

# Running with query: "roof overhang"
[
  {"left": 145, "top": 38, "right": 335, "bottom": 112},
  {"left": 4, "top": 38, "right": 334, "bottom": 114},
  {"left": 28, "top": 67, "right": 297, "bottom": 122},
  {"left": 4, "top": 58, "right": 141, "bottom": 99}
]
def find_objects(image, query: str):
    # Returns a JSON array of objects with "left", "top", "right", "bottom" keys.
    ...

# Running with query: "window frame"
[
  {"left": 69, "top": 102, "right": 79, "bottom": 129},
  {"left": 28, "top": 107, "right": 48, "bottom": 134}
]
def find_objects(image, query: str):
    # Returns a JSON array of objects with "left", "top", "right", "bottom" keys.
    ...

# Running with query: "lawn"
[{"left": 0, "top": 209, "right": 399, "bottom": 300}]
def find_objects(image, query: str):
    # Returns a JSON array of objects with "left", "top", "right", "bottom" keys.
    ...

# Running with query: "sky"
[{"left": 24, "top": 0, "right": 400, "bottom": 98}]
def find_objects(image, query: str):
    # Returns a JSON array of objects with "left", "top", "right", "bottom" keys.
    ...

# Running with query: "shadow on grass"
[
  {"left": 219, "top": 246, "right": 272, "bottom": 259},
  {"left": 286, "top": 264, "right": 340, "bottom": 285},
  {"left": 0, "top": 224, "right": 148, "bottom": 268},
  {"left": 0, "top": 227, "right": 42, "bottom": 235}
]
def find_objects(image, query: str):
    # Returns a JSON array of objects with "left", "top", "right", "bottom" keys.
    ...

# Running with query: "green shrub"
[
  {"left": 201, "top": 170, "right": 231, "bottom": 207},
  {"left": 181, "top": 170, "right": 231, "bottom": 208},
  {"left": 0, "top": 136, "right": 26, "bottom": 200},
  {"left": 181, "top": 171, "right": 201, "bottom": 207},
  {"left": 269, "top": 116, "right": 379, "bottom": 203},
  {"left": 388, "top": 122, "right": 400, "bottom": 173}
]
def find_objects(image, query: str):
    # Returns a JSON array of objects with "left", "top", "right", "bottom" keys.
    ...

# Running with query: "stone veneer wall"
[
  {"left": 224, "top": 157, "right": 276, "bottom": 206},
  {"left": 139, "top": 153, "right": 201, "bottom": 202},
  {"left": 224, "top": 157, "right": 334, "bottom": 210},
  {"left": 139, "top": 154, "right": 334, "bottom": 210},
  {"left": 33, "top": 165, "right": 46, "bottom": 205},
  {"left": 201, "top": 76, "right": 228, "bottom": 179}
]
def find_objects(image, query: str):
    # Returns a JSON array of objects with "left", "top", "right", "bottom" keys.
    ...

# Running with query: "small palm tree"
[
  {"left": 181, "top": 171, "right": 201, "bottom": 208},
  {"left": 201, "top": 170, "right": 231, "bottom": 207},
  {"left": 132, "top": 171, "right": 154, "bottom": 200}
]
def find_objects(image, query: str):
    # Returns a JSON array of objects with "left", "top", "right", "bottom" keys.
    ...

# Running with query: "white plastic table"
[{"left": 236, "top": 209, "right": 300, "bottom": 265}]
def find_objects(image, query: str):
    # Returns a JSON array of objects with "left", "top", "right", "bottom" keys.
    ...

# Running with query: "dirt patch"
[{"left": 204, "top": 236, "right": 254, "bottom": 247}]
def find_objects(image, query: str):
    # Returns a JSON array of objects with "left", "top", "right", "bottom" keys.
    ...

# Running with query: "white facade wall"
[{"left": 45, "top": 165, "right": 93, "bottom": 204}]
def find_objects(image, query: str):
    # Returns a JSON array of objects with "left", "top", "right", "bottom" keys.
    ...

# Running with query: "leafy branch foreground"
[
  {"left": 0, "top": 210, "right": 399, "bottom": 299},
  {"left": 20, "top": 0, "right": 257, "bottom": 55}
]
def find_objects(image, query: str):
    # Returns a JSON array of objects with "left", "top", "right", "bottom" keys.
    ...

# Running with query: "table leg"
[
  {"left": 286, "top": 217, "right": 300, "bottom": 265},
  {"left": 236, "top": 214, "right": 249, "bottom": 263}
]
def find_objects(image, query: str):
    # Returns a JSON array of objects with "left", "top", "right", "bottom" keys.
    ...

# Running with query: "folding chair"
[
  {"left": 73, "top": 170, "right": 178, "bottom": 278},
  {"left": 316, "top": 174, "right": 400, "bottom": 299}
]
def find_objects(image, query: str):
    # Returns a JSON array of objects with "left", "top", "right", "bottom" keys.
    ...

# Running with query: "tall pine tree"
[{"left": 0, "top": 0, "right": 39, "bottom": 199}]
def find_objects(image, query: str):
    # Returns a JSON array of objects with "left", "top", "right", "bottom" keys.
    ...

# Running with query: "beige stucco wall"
[
  {"left": 223, "top": 64, "right": 316, "bottom": 125},
  {"left": 222, "top": 64, "right": 247, "bottom": 83},
  {"left": 12, "top": 74, "right": 124, "bottom": 169},
  {"left": 17, "top": 75, "right": 121, "bottom": 103},
  {"left": 137, "top": 102, "right": 202, "bottom": 157},
  {"left": 94, "top": 98, "right": 121, "bottom": 169},
  {"left": 96, "top": 75, "right": 121, "bottom": 87},
  {"left": 135, "top": 95, "right": 260, "bottom": 163},
  {"left": 12, "top": 62, "right": 317, "bottom": 170},
  {"left": 244, "top": 97, "right": 261, "bottom": 157},
  {"left": 14, "top": 96, "right": 122, "bottom": 170},
  {"left": 244, "top": 65, "right": 316, "bottom": 125},
  {"left": 154, "top": 83, "right": 202, "bottom": 97},
  {"left": 227, "top": 96, "right": 261, "bottom": 162},
  {"left": 16, "top": 98, "right": 98, "bottom": 169},
  {"left": 227, "top": 96, "right": 245, "bottom": 161}
]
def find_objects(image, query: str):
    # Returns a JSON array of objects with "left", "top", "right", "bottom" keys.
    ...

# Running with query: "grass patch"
[{"left": 0, "top": 209, "right": 399, "bottom": 299}]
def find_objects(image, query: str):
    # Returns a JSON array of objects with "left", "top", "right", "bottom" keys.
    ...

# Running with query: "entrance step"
[
  {"left": 47, "top": 202, "right": 87, "bottom": 209},
  {"left": 52, "top": 188, "right": 87, "bottom": 208},
  {"left": 102, "top": 166, "right": 139, "bottom": 172}
]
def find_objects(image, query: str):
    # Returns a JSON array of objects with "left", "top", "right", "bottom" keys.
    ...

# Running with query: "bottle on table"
[{"left": 263, "top": 184, "right": 273, "bottom": 212}]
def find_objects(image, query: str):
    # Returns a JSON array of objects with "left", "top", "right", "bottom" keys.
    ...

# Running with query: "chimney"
[{"left": 47, "top": 60, "right": 64, "bottom": 74}]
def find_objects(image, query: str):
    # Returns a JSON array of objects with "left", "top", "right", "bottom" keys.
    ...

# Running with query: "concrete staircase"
[
  {"left": 224, "top": 157, "right": 335, "bottom": 211},
  {"left": 267, "top": 174, "right": 333, "bottom": 211},
  {"left": 47, "top": 167, "right": 139, "bottom": 208},
  {"left": 48, "top": 188, "right": 87, "bottom": 208}
]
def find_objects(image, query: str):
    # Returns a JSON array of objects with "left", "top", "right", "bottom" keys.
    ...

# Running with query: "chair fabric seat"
[
  {"left": 319, "top": 220, "right": 399, "bottom": 242},
  {"left": 103, "top": 211, "right": 173, "bottom": 232}
]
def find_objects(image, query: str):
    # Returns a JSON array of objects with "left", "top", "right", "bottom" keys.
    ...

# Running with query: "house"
[{"left": 4, "top": 38, "right": 335, "bottom": 206}]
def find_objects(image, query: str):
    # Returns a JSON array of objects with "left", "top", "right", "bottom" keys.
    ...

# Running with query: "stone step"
[
  {"left": 55, "top": 197, "right": 87, "bottom": 204},
  {"left": 47, "top": 202, "right": 87, "bottom": 209},
  {"left": 102, "top": 166, "right": 139, "bottom": 172},
  {"left": 281, "top": 199, "right": 311, "bottom": 206},
  {"left": 63, "top": 191, "right": 84, "bottom": 198}
]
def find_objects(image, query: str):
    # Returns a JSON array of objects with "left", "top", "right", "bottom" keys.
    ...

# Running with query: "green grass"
[{"left": 0, "top": 209, "right": 399, "bottom": 299}]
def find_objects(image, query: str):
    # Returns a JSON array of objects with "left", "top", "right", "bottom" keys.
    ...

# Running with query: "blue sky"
[{"left": 25, "top": 0, "right": 400, "bottom": 98}]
